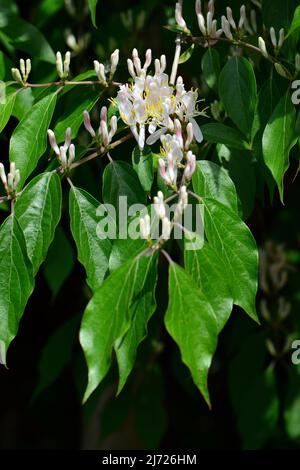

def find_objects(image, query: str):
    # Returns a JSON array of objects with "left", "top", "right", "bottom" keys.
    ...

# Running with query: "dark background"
[{"left": 0, "top": 0, "right": 300, "bottom": 450}]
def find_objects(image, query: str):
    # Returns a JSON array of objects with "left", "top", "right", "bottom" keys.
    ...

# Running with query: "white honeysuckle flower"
[
  {"left": 140, "top": 214, "right": 151, "bottom": 240},
  {"left": 115, "top": 51, "right": 204, "bottom": 149},
  {"left": 47, "top": 127, "right": 75, "bottom": 169},
  {"left": 195, "top": 0, "right": 222, "bottom": 47},
  {"left": 160, "top": 133, "right": 183, "bottom": 164},
  {"left": 56, "top": 51, "right": 71, "bottom": 79}
]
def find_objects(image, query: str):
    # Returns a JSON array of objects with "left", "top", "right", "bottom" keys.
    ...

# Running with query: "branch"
[{"left": 25, "top": 80, "right": 122, "bottom": 89}]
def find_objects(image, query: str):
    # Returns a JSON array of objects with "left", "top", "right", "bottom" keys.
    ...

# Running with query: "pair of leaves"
[
  {"left": 80, "top": 252, "right": 158, "bottom": 402},
  {"left": 0, "top": 172, "right": 61, "bottom": 364}
]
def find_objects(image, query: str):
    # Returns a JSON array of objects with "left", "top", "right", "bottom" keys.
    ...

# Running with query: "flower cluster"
[
  {"left": 116, "top": 48, "right": 203, "bottom": 151},
  {"left": 47, "top": 127, "right": 75, "bottom": 170},
  {"left": 83, "top": 106, "right": 117, "bottom": 147},
  {"left": 0, "top": 162, "right": 20, "bottom": 194},
  {"left": 94, "top": 49, "right": 119, "bottom": 86},
  {"left": 11, "top": 59, "right": 31, "bottom": 86}
]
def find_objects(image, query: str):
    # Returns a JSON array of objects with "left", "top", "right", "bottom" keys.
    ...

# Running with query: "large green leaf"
[
  {"left": 164, "top": 262, "right": 218, "bottom": 406},
  {"left": 9, "top": 90, "right": 58, "bottom": 189},
  {"left": 80, "top": 253, "right": 154, "bottom": 402},
  {"left": 219, "top": 57, "right": 257, "bottom": 139},
  {"left": 0, "top": 11, "right": 55, "bottom": 63},
  {"left": 69, "top": 186, "right": 112, "bottom": 292},
  {"left": 88, "top": 0, "right": 98, "bottom": 28},
  {"left": 184, "top": 241, "right": 233, "bottom": 333},
  {"left": 262, "top": 91, "right": 296, "bottom": 202},
  {"left": 0, "top": 86, "right": 16, "bottom": 132},
  {"left": 14, "top": 172, "right": 62, "bottom": 275},
  {"left": 201, "top": 48, "right": 220, "bottom": 92},
  {"left": 54, "top": 85, "right": 100, "bottom": 144},
  {"left": 201, "top": 123, "right": 250, "bottom": 150},
  {"left": 115, "top": 255, "right": 158, "bottom": 393},
  {"left": 193, "top": 160, "right": 238, "bottom": 213},
  {"left": 286, "top": 5, "right": 300, "bottom": 37},
  {"left": 132, "top": 145, "right": 154, "bottom": 193},
  {"left": 203, "top": 198, "right": 258, "bottom": 322},
  {"left": 0, "top": 215, "right": 34, "bottom": 365},
  {"left": 102, "top": 160, "right": 146, "bottom": 210}
]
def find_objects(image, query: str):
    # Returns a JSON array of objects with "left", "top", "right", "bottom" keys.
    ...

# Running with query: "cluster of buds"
[
  {"left": 11, "top": 59, "right": 31, "bottom": 86},
  {"left": 153, "top": 191, "right": 172, "bottom": 240},
  {"left": 158, "top": 120, "right": 197, "bottom": 189},
  {"left": 83, "top": 106, "right": 117, "bottom": 147},
  {"left": 47, "top": 127, "right": 75, "bottom": 170},
  {"left": 94, "top": 49, "right": 119, "bottom": 85},
  {"left": 127, "top": 48, "right": 152, "bottom": 79},
  {"left": 269, "top": 27, "right": 285, "bottom": 53},
  {"left": 56, "top": 51, "right": 71, "bottom": 80},
  {"left": 0, "top": 162, "right": 20, "bottom": 194},
  {"left": 195, "top": 0, "right": 223, "bottom": 47},
  {"left": 221, "top": 5, "right": 247, "bottom": 40},
  {"left": 174, "top": 185, "right": 188, "bottom": 220}
]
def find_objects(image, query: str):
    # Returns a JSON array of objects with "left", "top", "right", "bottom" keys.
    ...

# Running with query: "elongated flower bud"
[
  {"left": 108, "top": 115, "right": 118, "bottom": 141},
  {"left": 100, "top": 120, "right": 109, "bottom": 146},
  {"left": 26, "top": 59, "right": 31, "bottom": 78},
  {"left": 174, "top": 119, "right": 183, "bottom": 148},
  {"left": 270, "top": 27, "right": 277, "bottom": 47},
  {"left": 14, "top": 169, "right": 20, "bottom": 188},
  {"left": 278, "top": 28, "right": 285, "bottom": 48},
  {"left": 195, "top": 0, "right": 201, "bottom": 16},
  {"left": 63, "top": 51, "right": 71, "bottom": 78},
  {"left": 153, "top": 191, "right": 166, "bottom": 219},
  {"left": 47, "top": 129, "right": 60, "bottom": 155},
  {"left": 222, "top": 16, "right": 233, "bottom": 40},
  {"left": 20, "top": 59, "right": 26, "bottom": 78},
  {"left": 11, "top": 68, "right": 23, "bottom": 84},
  {"left": 239, "top": 5, "right": 246, "bottom": 30},
  {"left": 185, "top": 122, "right": 194, "bottom": 150},
  {"left": 94, "top": 60, "right": 107, "bottom": 84},
  {"left": 226, "top": 7, "right": 237, "bottom": 30},
  {"left": 258, "top": 37, "right": 268, "bottom": 58},
  {"left": 143, "top": 49, "right": 152, "bottom": 71},
  {"left": 64, "top": 127, "right": 72, "bottom": 149},
  {"left": 162, "top": 217, "right": 172, "bottom": 240},
  {"left": 110, "top": 49, "right": 119, "bottom": 78},
  {"left": 0, "top": 163, "right": 7, "bottom": 186},
  {"left": 56, "top": 52, "right": 64, "bottom": 78},
  {"left": 68, "top": 144, "right": 75, "bottom": 165},
  {"left": 140, "top": 214, "right": 151, "bottom": 240},
  {"left": 184, "top": 151, "right": 196, "bottom": 180},
  {"left": 59, "top": 146, "right": 67, "bottom": 168},
  {"left": 83, "top": 110, "right": 96, "bottom": 138},
  {"left": 274, "top": 62, "right": 290, "bottom": 79},
  {"left": 175, "top": 2, "right": 187, "bottom": 29}
]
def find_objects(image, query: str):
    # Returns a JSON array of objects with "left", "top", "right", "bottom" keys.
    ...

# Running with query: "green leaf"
[
  {"left": 102, "top": 161, "right": 146, "bottom": 210},
  {"left": 164, "top": 262, "right": 218, "bottom": 406},
  {"left": 12, "top": 88, "right": 34, "bottom": 121},
  {"left": 69, "top": 186, "right": 112, "bottom": 292},
  {"left": 115, "top": 256, "right": 158, "bottom": 393},
  {"left": 132, "top": 145, "right": 154, "bottom": 193},
  {"left": 201, "top": 48, "right": 220, "bottom": 91},
  {"left": 0, "top": 12, "right": 55, "bottom": 63},
  {"left": 88, "top": 0, "right": 98, "bottom": 28},
  {"left": 9, "top": 90, "right": 58, "bottom": 189},
  {"left": 0, "top": 86, "right": 16, "bottom": 132},
  {"left": 216, "top": 145, "right": 256, "bottom": 219},
  {"left": 109, "top": 237, "right": 146, "bottom": 272},
  {"left": 54, "top": 86, "right": 101, "bottom": 143},
  {"left": 0, "top": 215, "right": 34, "bottom": 365},
  {"left": 14, "top": 172, "right": 62, "bottom": 275},
  {"left": 179, "top": 44, "right": 195, "bottom": 64},
  {"left": 193, "top": 160, "right": 238, "bottom": 213},
  {"left": 263, "top": 91, "right": 296, "bottom": 202},
  {"left": 43, "top": 225, "right": 76, "bottom": 298},
  {"left": 203, "top": 198, "right": 258, "bottom": 322},
  {"left": 286, "top": 5, "right": 300, "bottom": 37},
  {"left": 201, "top": 123, "right": 250, "bottom": 150},
  {"left": 219, "top": 57, "right": 257, "bottom": 139},
  {"left": 184, "top": 241, "right": 233, "bottom": 333},
  {"left": 80, "top": 253, "right": 154, "bottom": 402},
  {"left": 284, "top": 365, "right": 300, "bottom": 440}
]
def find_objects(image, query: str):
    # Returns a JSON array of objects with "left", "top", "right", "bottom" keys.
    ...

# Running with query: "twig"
[
  {"left": 25, "top": 80, "right": 122, "bottom": 89},
  {"left": 161, "top": 249, "right": 173, "bottom": 264}
]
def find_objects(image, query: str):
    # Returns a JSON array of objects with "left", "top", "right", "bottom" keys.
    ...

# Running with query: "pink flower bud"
[
  {"left": 47, "top": 129, "right": 60, "bottom": 155},
  {"left": 175, "top": 2, "right": 187, "bottom": 29},
  {"left": 83, "top": 110, "right": 96, "bottom": 138}
]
